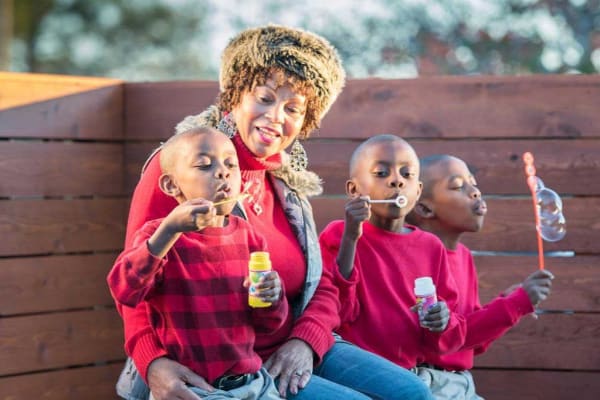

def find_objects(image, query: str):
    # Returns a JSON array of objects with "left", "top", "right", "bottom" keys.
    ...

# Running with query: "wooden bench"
[{"left": 1, "top": 72, "right": 598, "bottom": 399}]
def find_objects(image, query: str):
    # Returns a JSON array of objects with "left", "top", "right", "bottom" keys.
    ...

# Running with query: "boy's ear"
[
  {"left": 346, "top": 179, "right": 358, "bottom": 197},
  {"left": 158, "top": 173, "right": 181, "bottom": 197},
  {"left": 414, "top": 200, "right": 435, "bottom": 219}
]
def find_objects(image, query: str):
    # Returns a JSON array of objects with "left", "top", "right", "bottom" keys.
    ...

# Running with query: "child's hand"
[
  {"left": 343, "top": 195, "right": 371, "bottom": 240},
  {"left": 244, "top": 271, "right": 283, "bottom": 304},
  {"left": 421, "top": 302, "right": 450, "bottom": 332},
  {"left": 522, "top": 269, "right": 554, "bottom": 306},
  {"left": 164, "top": 198, "right": 217, "bottom": 233}
]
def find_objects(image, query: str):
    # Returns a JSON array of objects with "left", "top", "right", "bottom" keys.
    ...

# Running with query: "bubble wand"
[
  {"left": 523, "top": 152, "right": 546, "bottom": 270},
  {"left": 523, "top": 152, "right": 567, "bottom": 270}
]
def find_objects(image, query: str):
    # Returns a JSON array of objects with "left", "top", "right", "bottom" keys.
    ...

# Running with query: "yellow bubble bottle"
[{"left": 248, "top": 251, "right": 272, "bottom": 308}]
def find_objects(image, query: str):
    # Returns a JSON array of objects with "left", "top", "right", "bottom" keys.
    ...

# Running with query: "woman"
[{"left": 116, "top": 25, "right": 431, "bottom": 400}]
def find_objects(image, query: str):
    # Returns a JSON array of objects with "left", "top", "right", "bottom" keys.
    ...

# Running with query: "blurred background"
[{"left": 1, "top": 0, "right": 599, "bottom": 81}]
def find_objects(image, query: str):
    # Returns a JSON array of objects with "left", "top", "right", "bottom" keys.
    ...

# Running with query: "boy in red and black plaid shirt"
[{"left": 108, "top": 127, "right": 287, "bottom": 400}]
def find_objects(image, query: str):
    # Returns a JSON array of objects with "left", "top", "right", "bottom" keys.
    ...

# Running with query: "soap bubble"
[
  {"left": 538, "top": 212, "right": 567, "bottom": 242},
  {"left": 535, "top": 185, "right": 566, "bottom": 242}
]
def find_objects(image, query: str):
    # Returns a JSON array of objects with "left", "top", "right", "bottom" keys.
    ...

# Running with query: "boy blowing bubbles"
[
  {"left": 320, "top": 135, "right": 467, "bottom": 373},
  {"left": 407, "top": 154, "right": 554, "bottom": 400},
  {"left": 108, "top": 127, "right": 286, "bottom": 399}
]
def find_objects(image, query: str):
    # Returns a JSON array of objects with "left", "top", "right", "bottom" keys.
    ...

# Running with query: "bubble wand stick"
[{"left": 523, "top": 152, "right": 545, "bottom": 270}]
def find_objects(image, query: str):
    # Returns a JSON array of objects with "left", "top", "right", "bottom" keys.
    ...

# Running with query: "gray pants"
[
  {"left": 415, "top": 367, "right": 484, "bottom": 400},
  {"left": 148, "top": 368, "right": 282, "bottom": 400}
]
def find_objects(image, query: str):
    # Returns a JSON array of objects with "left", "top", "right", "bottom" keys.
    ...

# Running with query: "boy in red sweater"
[
  {"left": 407, "top": 154, "right": 554, "bottom": 400},
  {"left": 107, "top": 127, "right": 288, "bottom": 400},
  {"left": 319, "top": 135, "right": 466, "bottom": 375}
]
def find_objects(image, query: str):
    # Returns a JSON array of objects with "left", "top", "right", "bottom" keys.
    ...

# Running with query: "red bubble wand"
[
  {"left": 523, "top": 152, "right": 566, "bottom": 270},
  {"left": 523, "top": 152, "right": 545, "bottom": 270}
]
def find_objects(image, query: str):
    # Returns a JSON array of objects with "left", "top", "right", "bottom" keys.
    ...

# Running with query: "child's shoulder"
[
  {"left": 406, "top": 225, "right": 446, "bottom": 250},
  {"left": 319, "top": 219, "right": 345, "bottom": 236}
]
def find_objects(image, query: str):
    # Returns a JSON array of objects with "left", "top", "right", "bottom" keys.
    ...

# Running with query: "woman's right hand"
[{"left": 147, "top": 357, "right": 214, "bottom": 400}]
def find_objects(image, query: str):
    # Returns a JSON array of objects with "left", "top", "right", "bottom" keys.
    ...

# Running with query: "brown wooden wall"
[
  {"left": 1, "top": 72, "right": 599, "bottom": 399},
  {"left": 0, "top": 72, "right": 127, "bottom": 400}
]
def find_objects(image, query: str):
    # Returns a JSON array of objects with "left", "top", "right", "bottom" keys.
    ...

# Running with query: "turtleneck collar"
[{"left": 232, "top": 134, "right": 282, "bottom": 171}]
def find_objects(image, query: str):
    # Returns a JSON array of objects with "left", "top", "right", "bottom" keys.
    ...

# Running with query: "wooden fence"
[{"left": 1, "top": 71, "right": 599, "bottom": 399}]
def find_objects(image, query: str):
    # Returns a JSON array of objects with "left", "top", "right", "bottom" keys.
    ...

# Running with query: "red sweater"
[
  {"left": 108, "top": 217, "right": 288, "bottom": 382},
  {"left": 319, "top": 221, "right": 467, "bottom": 369},
  {"left": 120, "top": 135, "right": 339, "bottom": 380},
  {"left": 423, "top": 244, "right": 533, "bottom": 371}
]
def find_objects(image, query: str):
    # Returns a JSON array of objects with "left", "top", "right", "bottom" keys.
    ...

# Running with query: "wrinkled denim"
[{"left": 288, "top": 341, "right": 433, "bottom": 400}]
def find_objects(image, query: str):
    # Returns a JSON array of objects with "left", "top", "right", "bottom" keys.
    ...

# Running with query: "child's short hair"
[
  {"left": 418, "top": 154, "right": 454, "bottom": 200},
  {"left": 160, "top": 127, "right": 222, "bottom": 174},
  {"left": 348, "top": 134, "right": 412, "bottom": 176}
]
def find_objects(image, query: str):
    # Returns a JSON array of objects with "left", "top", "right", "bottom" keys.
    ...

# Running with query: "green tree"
[{"left": 11, "top": 0, "right": 214, "bottom": 80}]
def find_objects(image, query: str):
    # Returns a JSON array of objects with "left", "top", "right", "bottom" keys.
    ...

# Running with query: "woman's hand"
[
  {"left": 147, "top": 357, "right": 213, "bottom": 400},
  {"left": 263, "top": 339, "right": 314, "bottom": 397}
]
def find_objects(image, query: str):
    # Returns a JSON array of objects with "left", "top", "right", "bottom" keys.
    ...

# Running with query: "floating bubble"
[{"left": 538, "top": 212, "right": 567, "bottom": 242}]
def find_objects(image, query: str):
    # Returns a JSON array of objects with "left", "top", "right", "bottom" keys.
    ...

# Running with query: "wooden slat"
[
  {"left": 311, "top": 197, "right": 600, "bottom": 254},
  {"left": 302, "top": 138, "right": 600, "bottom": 196},
  {"left": 122, "top": 76, "right": 600, "bottom": 141},
  {"left": 124, "top": 142, "right": 161, "bottom": 194},
  {"left": 0, "top": 363, "right": 123, "bottom": 400},
  {"left": 318, "top": 75, "right": 600, "bottom": 139},
  {"left": 0, "top": 85, "right": 124, "bottom": 140},
  {"left": 0, "top": 253, "right": 118, "bottom": 316},
  {"left": 475, "top": 255, "right": 600, "bottom": 312},
  {"left": 473, "top": 313, "right": 600, "bottom": 370},
  {"left": 0, "top": 141, "right": 124, "bottom": 197},
  {"left": 0, "top": 198, "right": 127, "bottom": 256},
  {"left": 124, "top": 81, "right": 218, "bottom": 139},
  {"left": 0, "top": 72, "right": 122, "bottom": 110},
  {"left": 472, "top": 369, "right": 600, "bottom": 400},
  {"left": 0, "top": 308, "right": 124, "bottom": 375}
]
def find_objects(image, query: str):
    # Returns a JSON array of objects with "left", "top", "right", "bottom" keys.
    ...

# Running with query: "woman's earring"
[
  {"left": 216, "top": 113, "right": 237, "bottom": 138},
  {"left": 290, "top": 139, "right": 308, "bottom": 172}
]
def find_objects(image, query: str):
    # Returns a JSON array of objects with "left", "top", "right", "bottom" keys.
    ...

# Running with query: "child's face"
[
  {"left": 428, "top": 157, "right": 487, "bottom": 233},
  {"left": 170, "top": 132, "right": 241, "bottom": 215},
  {"left": 350, "top": 139, "right": 422, "bottom": 220}
]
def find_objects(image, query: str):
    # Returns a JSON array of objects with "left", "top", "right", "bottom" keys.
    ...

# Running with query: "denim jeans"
[{"left": 288, "top": 341, "right": 432, "bottom": 400}]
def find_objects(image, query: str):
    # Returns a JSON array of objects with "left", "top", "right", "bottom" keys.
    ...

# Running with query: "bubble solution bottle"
[
  {"left": 248, "top": 251, "right": 272, "bottom": 308},
  {"left": 414, "top": 277, "right": 437, "bottom": 324}
]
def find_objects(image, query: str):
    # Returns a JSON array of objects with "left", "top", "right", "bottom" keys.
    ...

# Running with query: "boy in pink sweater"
[
  {"left": 108, "top": 127, "right": 287, "bottom": 400},
  {"left": 407, "top": 154, "right": 554, "bottom": 400},
  {"left": 319, "top": 135, "right": 466, "bottom": 376}
]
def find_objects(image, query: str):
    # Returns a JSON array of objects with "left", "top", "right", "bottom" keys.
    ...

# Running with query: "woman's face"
[{"left": 231, "top": 74, "right": 307, "bottom": 159}]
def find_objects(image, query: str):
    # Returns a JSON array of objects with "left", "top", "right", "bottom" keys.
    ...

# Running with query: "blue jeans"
[{"left": 288, "top": 341, "right": 432, "bottom": 400}]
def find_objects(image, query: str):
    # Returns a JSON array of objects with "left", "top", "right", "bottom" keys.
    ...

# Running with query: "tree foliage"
[{"left": 7, "top": 0, "right": 600, "bottom": 80}]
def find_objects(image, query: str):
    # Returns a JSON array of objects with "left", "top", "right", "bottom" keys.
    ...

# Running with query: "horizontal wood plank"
[
  {"left": 0, "top": 85, "right": 123, "bottom": 140},
  {"left": 0, "top": 253, "right": 118, "bottom": 316},
  {"left": 473, "top": 313, "right": 600, "bottom": 370},
  {"left": 0, "top": 198, "right": 127, "bottom": 256},
  {"left": 124, "top": 139, "right": 600, "bottom": 196},
  {"left": 0, "top": 308, "right": 124, "bottom": 375},
  {"left": 319, "top": 75, "right": 600, "bottom": 139},
  {"left": 306, "top": 139, "right": 600, "bottom": 196},
  {"left": 472, "top": 369, "right": 600, "bottom": 400},
  {"left": 0, "top": 363, "right": 123, "bottom": 400},
  {"left": 0, "top": 141, "right": 124, "bottom": 197},
  {"left": 0, "top": 72, "right": 122, "bottom": 110},
  {"left": 124, "top": 81, "right": 219, "bottom": 139},
  {"left": 475, "top": 255, "right": 600, "bottom": 312},
  {"left": 311, "top": 197, "right": 600, "bottom": 254}
]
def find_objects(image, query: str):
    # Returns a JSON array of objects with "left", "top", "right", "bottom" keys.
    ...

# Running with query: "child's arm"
[
  {"left": 148, "top": 198, "right": 215, "bottom": 258},
  {"left": 464, "top": 269, "right": 554, "bottom": 353},
  {"left": 337, "top": 196, "right": 370, "bottom": 278},
  {"left": 107, "top": 199, "right": 215, "bottom": 306}
]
